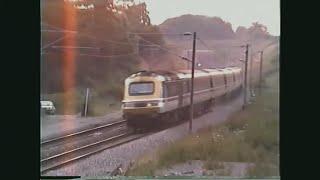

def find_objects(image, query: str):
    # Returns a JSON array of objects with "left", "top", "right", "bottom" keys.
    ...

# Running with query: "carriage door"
[
  {"left": 223, "top": 74, "right": 227, "bottom": 90},
  {"left": 210, "top": 76, "right": 214, "bottom": 98},
  {"left": 233, "top": 72, "right": 236, "bottom": 89},
  {"left": 177, "top": 80, "right": 183, "bottom": 109}
]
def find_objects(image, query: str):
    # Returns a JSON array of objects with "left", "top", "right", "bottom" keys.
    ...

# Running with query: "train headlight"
[{"left": 147, "top": 102, "right": 163, "bottom": 107}]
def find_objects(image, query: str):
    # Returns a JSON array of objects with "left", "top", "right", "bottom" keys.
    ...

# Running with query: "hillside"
[
  {"left": 159, "top": 14, "right": 235, "bottom": 40},
  {"left": 159, "top": 14, "right": 278, "bottom": 70},
  {"left": 159, "top": 14, "right": 275, "bottom": 41}
]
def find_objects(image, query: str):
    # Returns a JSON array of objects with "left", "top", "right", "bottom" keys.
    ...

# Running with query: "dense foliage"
[{"left": 41, "top": 0, "right": 163, "bottom": 94}]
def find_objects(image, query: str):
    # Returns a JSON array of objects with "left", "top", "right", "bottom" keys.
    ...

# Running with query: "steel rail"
[
  {"left": 41, "top": 132, "right": 128, "bottom": 162},
  {"left": 41, "top": 132, "right": 146, "bottom": 173},
  {"left": 41, "top": 119, "right": 126, "bottom": 145}
]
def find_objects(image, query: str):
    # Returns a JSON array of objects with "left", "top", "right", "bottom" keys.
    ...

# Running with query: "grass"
[
  {"left": 41, "top": 88, "right": 121, "bottom": 116},
  {"left": 247, "top": 163, "right": 279, "bottom": 177},
  {"left": 126, "top": 69, "right": 279, "bottom": 177},
  {"left": 41, "top": 89, "right": 84, "bottom": 115},
  {"left": 204, "top": 161, "right": 224, "bottom": 170}
]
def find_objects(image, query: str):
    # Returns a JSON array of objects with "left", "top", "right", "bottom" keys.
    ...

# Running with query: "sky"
[{"left": 138, "top": 0, "right": 280, "bottom": 36}]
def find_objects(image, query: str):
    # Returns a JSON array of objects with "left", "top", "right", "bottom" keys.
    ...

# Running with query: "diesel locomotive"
[{"left": 121, "top": 67, "right": 243, "bottom": 128}]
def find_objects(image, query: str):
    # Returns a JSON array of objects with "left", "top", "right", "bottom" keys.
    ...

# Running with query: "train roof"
[
  {"left": 128, "top": 67, "right": 242, "bottom": 81},
  {"left": 128, "top": 70, "right": 180, "bottom": 80}
]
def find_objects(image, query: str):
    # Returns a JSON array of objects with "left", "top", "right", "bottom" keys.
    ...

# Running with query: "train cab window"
[
  {"left": 129, "top": 82, "right": 154, "bottom": 96},
  {"left": 165, "top": 81, "right": 178, "bottom": 97}
]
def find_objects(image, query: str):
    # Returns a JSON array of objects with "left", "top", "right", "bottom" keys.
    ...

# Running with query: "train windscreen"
[{"left": 129, "top": 82, "right": 154, "bottom": 96}]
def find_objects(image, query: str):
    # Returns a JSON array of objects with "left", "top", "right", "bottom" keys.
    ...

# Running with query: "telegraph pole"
[
  {"left": 249, "top": 49, "right": 254, "bottom": 97},
  {"left": 259, "top": 51, "right": 264, "bottom": 94},
  {"left": 242, "top": 44, "right": 249, "bottom": 110},
  {"left": 189, "top": 32, "right": 196, "bottom": 132},
  {"left": 84, "top": 88, "right": 90, "bottom": 117}
]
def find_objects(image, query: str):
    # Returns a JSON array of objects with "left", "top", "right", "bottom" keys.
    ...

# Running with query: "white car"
[{"left": 41, "top": 101, "right": 56, "bottom": 115}]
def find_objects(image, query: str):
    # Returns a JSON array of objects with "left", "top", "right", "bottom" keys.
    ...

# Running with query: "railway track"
[
  {"left": 41, "top": 129, "right": 148, "bottom": 173},
  {"left": 41, "top": 119, "right": 127, "bottom": 145},
  {"left": 40, "top": 119, "right": 141, "bottom": 173}
]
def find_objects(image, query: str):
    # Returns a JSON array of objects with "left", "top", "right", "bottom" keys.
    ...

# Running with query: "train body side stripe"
[{"left": 163, "top": 83, "right": 241, "bottom": 102}]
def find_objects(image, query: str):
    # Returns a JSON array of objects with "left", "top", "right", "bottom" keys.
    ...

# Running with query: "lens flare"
[{"left": 63, "top": 3, "right": 77, "bottom": 115}]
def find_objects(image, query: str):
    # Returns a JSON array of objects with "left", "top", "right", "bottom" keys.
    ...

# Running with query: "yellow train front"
[
  {"left": 122, "top": 68, "right": 243, "bottom": 129},
  {"left": 121, "top": 71, "right": 170, "bottom": 128}
]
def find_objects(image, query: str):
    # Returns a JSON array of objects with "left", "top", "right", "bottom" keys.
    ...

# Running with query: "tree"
[
  {"left": 247, "top": 22, "right": 270, "bottom": 39},
  {"left": 41, "top": 0, "right": 164, "bottom": 94}
]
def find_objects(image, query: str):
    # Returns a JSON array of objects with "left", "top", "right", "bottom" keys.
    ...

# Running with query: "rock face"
[{"left": 159, "top": 14, "right": 236, "bottom": 40}]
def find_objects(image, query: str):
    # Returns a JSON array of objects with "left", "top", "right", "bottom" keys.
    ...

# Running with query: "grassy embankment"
[
  {"left": 41, "top": 82, "right": 124, "bottom": 116},
  {"left": 126, "top": 60, "right": 279, "bottom": 177}
]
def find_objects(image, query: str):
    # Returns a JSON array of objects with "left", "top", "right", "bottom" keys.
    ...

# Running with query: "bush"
[
  {"left": 42, "top": 89, "right": 84, "bottom": 115},
  {"left": 247, "top": 163, "right": 279, "bottom": 177},
  {"left": 204, "top": 161, "right": 224, "bottom": 170},
  {"left": 41, "top": 87, "right": 121, "bottom": 116},
  {"left": 126, "top": 161, "right": 156, "bottom": 176}
]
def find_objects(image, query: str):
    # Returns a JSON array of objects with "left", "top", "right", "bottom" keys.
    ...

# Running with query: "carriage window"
[
  {"left": 227, "top": 74, "right": 233, "bottom": 84},
  {"left": 214, "top": 75, "right": 225, "bottom": 88},
  {"left": 194, "top": 78, "right": 202, "bottom": 91},
  {"left": 129, "top": 82, "right": 154, "bottom": 95},
  {"left": 194, "top": 77, "right": 211, "bottom": 91}
]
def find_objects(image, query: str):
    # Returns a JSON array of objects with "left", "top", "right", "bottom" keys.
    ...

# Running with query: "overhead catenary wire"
[
  {"left": 136, "top": 35, "right": 193, "bottom": 63},
  {"left": 196, "top": 37, "right": 215, "bottom": 53},
  {"left": 41, "top": 35, "right": 70, "bottom": 51},
  {"left": 78, "top": 52, "right": 138, "bottom": 58},
  {"left": 42, "top": 23, "right": 277, "bottom": 64},
  {"left": 41, "top": 51, "right": 138, "bottom": 59},
  {"left": 41, "top": 22, "right": 161, "bottom": 48},
  {"left": 41, "top": 29, "right": 78, "bottom": 34},
  {"left": 41, "top": 22, "right": 66, "bottom": 31},
  {"left": 127, "top": 32, "right": 188, "bottom": 36},
  {"left": 251, "top": 40, "right": 279, "bottom": 55},
  {"left": 135, "top": 34, "right": 244, "bottom": 64},
  {"left": 41, "top": 23, "right": 138, "bottom": 58},
  {"left": 51, "top": 46, "right": 101, "bottom": 50},
  {"left": 42, "top": 22, "right": 272, "bottom": 53}
]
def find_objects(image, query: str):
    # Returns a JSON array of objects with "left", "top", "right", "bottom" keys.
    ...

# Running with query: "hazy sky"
[{"left": 138, "top": 0, "right": 280, "bottom": 36}]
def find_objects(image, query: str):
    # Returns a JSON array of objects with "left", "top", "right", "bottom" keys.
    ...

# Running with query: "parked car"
[{"left": 40, "top": 101, "right": 56, "bottom": 115}]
